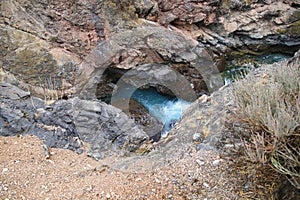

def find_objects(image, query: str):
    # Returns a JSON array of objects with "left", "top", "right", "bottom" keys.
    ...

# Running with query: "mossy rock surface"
[{"left": 278, "top": 20, "right": 300, "bottom": 35}]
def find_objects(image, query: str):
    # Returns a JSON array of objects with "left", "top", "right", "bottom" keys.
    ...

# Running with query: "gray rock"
[
  {"left": 135, "top": 0, "right": 157, "bottom": 18},
  {"left": 73, "top": 98, "right": 149, "bottom": 158},
  {"left": 0, "top": 83, "right": 30, "bottom": 100},
  {"left": 0, "top": 84, "right": 148, "bottom": 159},
  {"left": 192, "top": 133, "right": 202, "bottom": 142}
]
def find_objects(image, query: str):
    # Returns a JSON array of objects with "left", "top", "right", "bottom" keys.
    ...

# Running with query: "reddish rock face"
[
  {"left": 0, "top": 0, "right": 105, "bottom": 97},
  {"left": 1, "top": 0, "right": 299, "bottom": 100},
  {"left": 157, "top": 0, "right": 218, "bottom": 25}
]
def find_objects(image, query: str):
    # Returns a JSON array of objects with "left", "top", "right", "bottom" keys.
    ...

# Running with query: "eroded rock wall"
[{"left": 1, "top": 0, "right": 299, "bottom": 99}]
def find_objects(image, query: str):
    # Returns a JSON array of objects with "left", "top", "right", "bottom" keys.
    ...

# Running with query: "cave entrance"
[{"left": 95, "top": 67, "right": 193, "bottom": 141}]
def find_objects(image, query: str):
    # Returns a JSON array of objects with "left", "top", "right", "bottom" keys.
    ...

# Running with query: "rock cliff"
[{"left": 1, "top": 0, "right": 299, "bottom": 99}]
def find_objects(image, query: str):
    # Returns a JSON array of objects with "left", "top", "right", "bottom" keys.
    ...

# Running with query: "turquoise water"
[
  {"left": 223, "top": 53, "right": 292, "bottom": 84},
  {"left": 132, "top": 88, "right": 191, "bottom": 132},
  {"left": 111, "top": 86, "right": 191, "bottom": 135}
]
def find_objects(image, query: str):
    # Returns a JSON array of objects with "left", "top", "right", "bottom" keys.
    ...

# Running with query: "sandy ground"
[{"left": 0, "top": 135, "right": 284, "bottom": 199}]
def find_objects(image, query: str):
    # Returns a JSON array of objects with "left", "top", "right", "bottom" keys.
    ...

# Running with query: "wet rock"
[{"left": 128, "top": 99, "right": 163, "bottom": 142}]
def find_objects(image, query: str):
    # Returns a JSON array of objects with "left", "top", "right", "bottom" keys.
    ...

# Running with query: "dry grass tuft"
[{"left": 232, "top": 62, "right": 300, "bottom": 189}]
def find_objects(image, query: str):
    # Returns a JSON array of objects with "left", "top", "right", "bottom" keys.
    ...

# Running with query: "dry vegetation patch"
[{"left": 232, "top": 62, "right": 300, "bottom": 189}]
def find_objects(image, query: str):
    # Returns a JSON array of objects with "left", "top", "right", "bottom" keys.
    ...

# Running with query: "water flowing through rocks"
[
  {"left": 223, "top": 53, "right": 293, "bottom": 84},
  {"left": 112, "top": 86, "right": 192, "bottom": 137}
]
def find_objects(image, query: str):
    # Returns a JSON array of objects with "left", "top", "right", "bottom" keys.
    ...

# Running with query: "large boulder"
[
  {"left": 0, "top": 83, "right": 148, "bottom": 159},
  {"left": 0, "top": 0, "right": 103, "bottom": 98}
]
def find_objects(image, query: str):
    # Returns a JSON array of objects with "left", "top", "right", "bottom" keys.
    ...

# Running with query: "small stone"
[
  {"left": 244, "top": 181, "right": 250, "bottom": 189},
  {"left": 212, "top": 159, "right": 221, "bottom": 166},
  {"left": 76, "top": 148, "right": 84, "bottom": 154},
  {"left": 106, "top": 193, "right": 111, "bottom": 199},
  {"left": 274, "top": 18, "right": 283, "bottom": 25},
  {"left": 199, "top": 94, "right": 208, "bottom": 103},
  {"left": 135, "top": 178, "right": 142, "bottom": 181},
  {"left": 192, "top": 133, "right": 201, "bottom": 142},
  {"left": 224, "top": 144, "right": 234, "bottom": 149},
  {"left": 42, "top": 144, "right": 50, "bottom": 159},
  {"left": 196, "top": 159, "right": 205, "bottom": 166},
  {"left": 203, "top": 182, "right": 209, "bottom": 188},
  {"left": 2, "top": 168, "right": 8, "bottom": 173}
]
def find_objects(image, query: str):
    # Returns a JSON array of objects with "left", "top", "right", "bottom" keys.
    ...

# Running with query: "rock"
[
  {"left": 196, "top": 159, "right": 205, "bottom": 166},
  {"left": 114, "top": 63, "right": 198, "bottom": 101},
  {"left": 127, "top": 99, "right": 163, "bottom": 142},
  {"left": 0, "top": 0, "right": 102, "bottom": 98},
  {"left": 195, "top": 143, "right": 215, "bottom": 151},
  {"left": 157, "top": 0, "right": 218, "bottom": 25},
  {"left": 172, "top": 85, "right": 233, "bottom": 148},
  {"left": 1, "top": 0, "right": 300, "bottom": 103},
  {"left": 135, "top": 0, "right": 158, "bottom": 19},
  {"left": 206, "top": 1, "right": 300, "bottom": 53},
  {"left": 0, "top": 83, "right": 30, "bottom": 100},
  {"left": 203, "top": 182, "right": 210, "bottom": 188},
  {"left": 192, "top": 133, "right": 202, "bottom": 142},
  {"left": 59, "top": 98, "right": 149, "bottom": 159},
  {"left": 212, "top": 159, "right": 221, "bottom": 166},
  {"left": 0, "top": 84, "right": 148, "bottom": 159}
]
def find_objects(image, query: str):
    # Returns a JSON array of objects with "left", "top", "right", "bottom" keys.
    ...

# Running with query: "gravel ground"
[{"left": 0, "top": 135, "right": 286, "bottom": 199}]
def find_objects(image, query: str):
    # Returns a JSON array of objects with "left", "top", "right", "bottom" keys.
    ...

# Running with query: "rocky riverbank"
[{"left": 1, "top": 53, "right": 300, "bottom": 199}]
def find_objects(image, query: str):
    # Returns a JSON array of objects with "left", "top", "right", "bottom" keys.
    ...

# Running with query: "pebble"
[
  {"left": 212, "top": 159, "right": 221, "bottom": 166},
  {"left": 196, "top": 159, "right": 205, "bottom": 166},
  {"left": 224, "top": 144, "right": 234, "bottom": 149},
  {"left": 192, "top": 133, "right": 201, "bottom": 142},
  {"left": 76, "top": 148, "right": 84, "bottom": 154},
  {"left": 203, "top": 182, "right": 209, "bottom": 188},
  {"left": 244, "top": 181, "right": 250, "bottom": 189},
  {"left": 2, "top": 168, "right": 8, "bottom": 173},
  {"left": 106, "top": 193, "right": 111, "bottom": 199}
]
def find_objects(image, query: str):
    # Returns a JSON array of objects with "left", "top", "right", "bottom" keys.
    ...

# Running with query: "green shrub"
[{"left": 232, "top": 61, "right": 300, "bottom": 189}]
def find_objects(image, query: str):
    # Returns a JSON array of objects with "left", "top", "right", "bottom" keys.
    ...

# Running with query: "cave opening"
[{"left": 95, "top": 66, "right": 193, "bottom": 141}]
